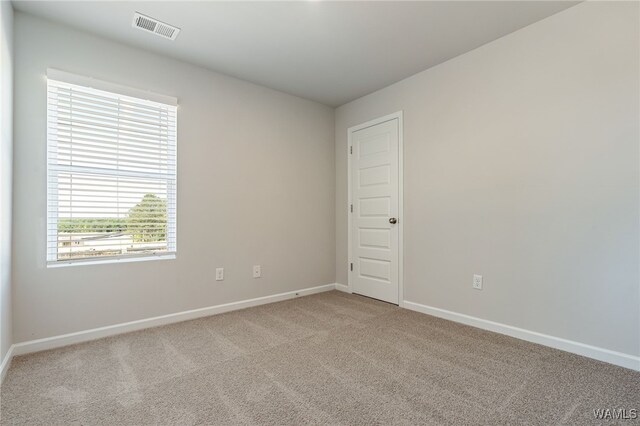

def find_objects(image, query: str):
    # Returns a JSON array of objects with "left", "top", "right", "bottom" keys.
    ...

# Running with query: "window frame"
[{"left": 46, "top": 69, "right": 178, "bottom": 267}]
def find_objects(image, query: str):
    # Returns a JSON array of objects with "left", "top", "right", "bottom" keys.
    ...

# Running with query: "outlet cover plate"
[
  {"left": 253, "top": 265, "right": 261, "bottom": 278},
  {"left": 473, "top": 274, "right": 483, "bottom": 290}
]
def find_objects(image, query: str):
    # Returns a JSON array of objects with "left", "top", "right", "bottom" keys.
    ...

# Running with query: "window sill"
[{"left": 47, "top": 253, "right": 176, "bottom": 268}]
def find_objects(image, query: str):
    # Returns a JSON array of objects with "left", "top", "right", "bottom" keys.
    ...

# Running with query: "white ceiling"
[{"left": 13, "top": 1, "right": 578, "bottom": 107}]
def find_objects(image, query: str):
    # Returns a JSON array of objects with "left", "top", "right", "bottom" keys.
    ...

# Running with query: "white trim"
[
  {"left": 47, "top": 68, "right": 178, "bottom": 106},
  {"left": 335, "top": 283, "right": 350, "bottom": 293},
  {"left": 45, "top": 76, "right": 178, "bottom": 265},
  {"left": 47, "top": 253, "right": 176, "bottom": 268},
  {"left": 403, "top": 300, "right": 640, "bottom": 372},
  {"left": 0, "top": 344, "right": 15, "bottom": 384},
  {"left": 11, "top": 284, "right": 336, "bottom": 357},
  {"left": 6, "top": 286, "right": 634, "bottom": 382},
  {"left": 397, "top": 112, "right": 404, "bottom": 308},
  {"left": 347, "top": 111, "right": 404, "bottom": 306}
]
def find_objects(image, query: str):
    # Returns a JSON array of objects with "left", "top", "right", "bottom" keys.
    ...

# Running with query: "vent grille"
[{"left": 132, "top": 12, "right": 180, "bottom": 40}]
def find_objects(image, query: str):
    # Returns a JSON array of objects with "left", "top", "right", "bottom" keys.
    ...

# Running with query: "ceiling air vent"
[{"left": 132, "top": 12, "right": 180, "bottom": 41}]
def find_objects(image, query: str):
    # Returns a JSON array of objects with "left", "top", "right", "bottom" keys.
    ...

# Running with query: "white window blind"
[{"left": 47, "top": 73, "right": 177, "bottom": 265}]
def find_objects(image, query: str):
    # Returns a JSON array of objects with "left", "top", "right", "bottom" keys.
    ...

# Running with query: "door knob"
[{"left": 389, "top": 217, "right": 397, "bottom": 224}]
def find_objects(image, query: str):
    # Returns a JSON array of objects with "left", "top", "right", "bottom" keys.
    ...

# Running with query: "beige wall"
[
  {"left": 13, "top": 12, "right": 335, "bottom": 342},
  {"left": 0, "top": 0, "right": 13, "bottom": 361},
  {"left": 336, "top": 2, "right": 639, "bottom": 356}
]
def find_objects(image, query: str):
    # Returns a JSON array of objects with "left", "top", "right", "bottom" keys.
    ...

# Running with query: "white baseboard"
[
  {"left": 403, "top": 300, "right": 640, "bottom": 372},
  {"left": 10, "top": 284, "right": 337, "bottom": 358},
  {"left": 8, "top": 285, "right": 634, "bottom": 382},
  {"left": 0, "top": 344, "right": 14, "bottom": 384},
  {"left": 335, "top": 283, "right": 350, "bottom": 293}
]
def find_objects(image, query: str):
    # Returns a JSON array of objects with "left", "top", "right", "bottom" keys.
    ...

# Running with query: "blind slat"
[
  {"left": 53, "top": 117, "right": 173, "bottom": 138},
  {"left": 53, "top": 126, "right": 173, "bottom": 147},
  {"left": 48, "top": 84, "right": 176, "bottom": 113},
  {"left": 53, "top": 105, "right": 173, "bottom": 128},
  {"left": 53, "top": 149, "right": 173, "bottom": 168},
  {"left": 51, "top": 137, "right": 176, "bottom": 156},
  {"left": 49, "top": 164, "right": 175, "bottom": 181},
  {"left": 52, "top": 98, "right": 173, "bottom": 123}
]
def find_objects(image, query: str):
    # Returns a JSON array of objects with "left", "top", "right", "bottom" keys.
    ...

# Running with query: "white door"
[{"left": 350, "top": 117, "right": 399, "bottom": 304}]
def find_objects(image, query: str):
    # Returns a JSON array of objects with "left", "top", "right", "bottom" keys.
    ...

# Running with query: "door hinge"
[
  {"left": 350, "top": 146, "right": 352, "bottom": 154},
  {"left": 350, "top": 263, "right": 353, "bottom": 271},
  {"left": 350, "top": 204, "right": 353, "bottom": 213}
]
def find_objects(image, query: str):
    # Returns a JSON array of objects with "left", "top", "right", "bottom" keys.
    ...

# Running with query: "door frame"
[{"left": 347, "top": 111, "right": 404, "bottom": 307}]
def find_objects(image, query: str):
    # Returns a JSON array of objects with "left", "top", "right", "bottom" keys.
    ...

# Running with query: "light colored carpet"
[{"left": 1, "top": 290, "right": 638, "bottom": 425}]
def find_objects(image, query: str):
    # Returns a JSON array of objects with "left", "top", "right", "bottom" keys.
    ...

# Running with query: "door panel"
[{"left": 351, "top": 118, "right": 399, "bottom": 304}]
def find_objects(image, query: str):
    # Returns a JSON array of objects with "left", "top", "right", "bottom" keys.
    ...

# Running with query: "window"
[{"left": 47, "top": 70, "right": 177, "bottom": 265}]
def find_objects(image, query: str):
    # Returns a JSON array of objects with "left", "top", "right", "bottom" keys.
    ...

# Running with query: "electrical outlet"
[
  {"left": 253, "top": 265, "right": 261, "bottom": 278},
  {"left": 215, "top": 268, "right": 224, "bottom": 281},
  {"left": 473, "top": 274, "right": 483, "bottom": 290}
]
